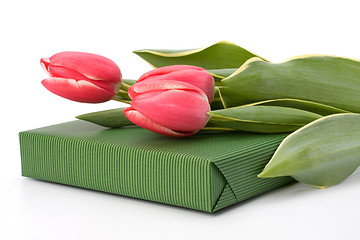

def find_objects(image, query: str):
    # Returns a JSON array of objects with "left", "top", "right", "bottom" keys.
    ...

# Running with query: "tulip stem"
[{"left": 120, "top": 82, "right": 132, "bottom": 91}]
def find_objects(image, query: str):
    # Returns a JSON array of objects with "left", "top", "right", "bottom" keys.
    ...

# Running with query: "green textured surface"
[{"left": 19, "top": 120, "right": 294, "bottom": 212}]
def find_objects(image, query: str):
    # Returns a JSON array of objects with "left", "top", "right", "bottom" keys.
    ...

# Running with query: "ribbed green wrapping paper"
[{"left": 19, "top": 121, "right": 294, "bottom": 212}]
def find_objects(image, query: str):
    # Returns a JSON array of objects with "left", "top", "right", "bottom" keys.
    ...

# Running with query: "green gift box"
[{"left": 19, "top": 120, "right": 294, "bottom": 212}]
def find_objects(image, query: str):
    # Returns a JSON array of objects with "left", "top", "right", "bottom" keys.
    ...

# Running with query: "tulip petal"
[
  {"left": 49, "top": 51, "right": 122, "bottom": 83},
  {"left": 40, "top": 58, "right": 50, "bottom": 73},
  {"left": 138, "top": 67, "right": 214, "bottom": 103},
  {"left": 41, "top": 77, "right": 116, "bottom": 103},
  {"left": 47, "top": 65, "right": 119, "bottom": 92},
  {"left": 48, "top": 65, "right": 91, "bottom": 81},
  {"left": 130, "top": 90, "right": 210, "bottom": 132},
  {"left": 123, "top": 107, "right": 195, "bottom": 137},
  {"left": 128, "top": 79, "right": 208, "bottom": 102},
  {"left": 138, "top": 65, "right": 204, "bottom": 82}
]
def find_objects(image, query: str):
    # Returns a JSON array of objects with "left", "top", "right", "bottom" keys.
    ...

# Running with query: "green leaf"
[
  {"left": 218, "top": 87, "right": 250, "bottom": 108},
  {"left": 245, "top": 98, "right": 349, "bottom": 116},
  {"left": 208, "top": 105, "right": 322, "bottom": 133},
  {"left": 207, "top": 68, "right": 237, "bottom": 82},
  {"left": 133, "top": 41, "right": 266, "bottom": 74},
  {"left": 114, "top": 89, "right": 131, "bottom": 101},
  {"left": 207, "top": 68, "right": 237, "bottom": 79},
  {"left": 113, "top": 79, "right": 137, "bottom": 104},
  {"left": 221, "top": 55, "right": 360, "bottom": 112},
  {"left": 76, "top": 108, "right": 134, "bottom": 128},
  {"left": 210, "top": 87, "right": 225, "bottom": 110},
  {"left": 122, "top": 79, "right": 137, "bottom": 86},
  {"left": 258, "top": 113, "right": 360, "bottom": 188}
]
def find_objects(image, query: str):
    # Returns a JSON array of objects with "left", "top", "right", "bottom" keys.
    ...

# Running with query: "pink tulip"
[
  {"left": 124, "top": 80, "right": 210, "bottom": 137},
  {"left": 137, "top": 65, "right": 215, "bottom": 103},
  {"left": 41, "top": 51, "right": 122, "bottom": 103}
]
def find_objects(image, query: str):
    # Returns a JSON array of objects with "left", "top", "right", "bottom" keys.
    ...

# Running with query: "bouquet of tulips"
[{"left": 41, "top": 41, "right": 360, "bottom": 189}]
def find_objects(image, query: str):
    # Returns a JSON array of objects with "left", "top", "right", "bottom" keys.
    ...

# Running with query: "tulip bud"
[
  {"left": 124, "top": 80, "right": 211, "bottom": 137},
  {"left": 41, "top": 51, "right": 122, "bottom": 103},
  {"left": 137, "top": 65, "right": 215, "bottom": 103}
]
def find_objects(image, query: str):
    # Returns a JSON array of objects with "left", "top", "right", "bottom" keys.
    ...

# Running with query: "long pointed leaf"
[
  {"left": 258, "top": 113, "right": 360, "bottom": 188},
  {"left": 210, "top": 87, "right": 225, "bottom": 110},
  {"left": 76, "top": 108, "right": 134, "bottom": 128},
  {"left": 133, "top": 41, "right": 266, "bottom": 72},
  {"left": 208, "top": 105, "right": 321, "bottom": 133},
  {"left": 221, "top": 55, "right": 360, "bottom": 112},
  {"left": 207, "top": 68, "right": 237, "bottom": 82},
  {"left": 122, "top": 79, "right": 137, "bottom": 86},
  {"left": 244, "top": 98, "right": 349, "bottom": 115}
]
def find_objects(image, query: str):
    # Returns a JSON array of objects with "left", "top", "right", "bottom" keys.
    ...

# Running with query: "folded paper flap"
[
  {"left": 211, "top": 134, "right": 294, "bottom": 204},
  {"left": 212, "top": 183, "right": 237, "bottom": 212}
]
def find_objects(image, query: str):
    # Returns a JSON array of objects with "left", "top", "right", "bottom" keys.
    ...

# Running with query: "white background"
[{"left": 1, "top": 0, "right": 360, "bottom": 239}]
